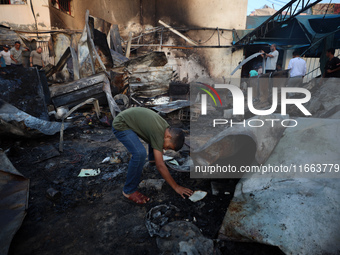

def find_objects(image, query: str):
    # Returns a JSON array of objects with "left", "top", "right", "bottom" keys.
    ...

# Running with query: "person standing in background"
[
  {"left": 30, "top": 46, "right": 45, "bottom": 69},
  {"left": 0, "top": 45, "right": 11, "bottom": 67},
  {"left": 323, "top": 48, "right": 340, "bottom": 78},
  {"left": 10, "top": 41, "right": 29, "bottom": 67},
  {"left": 260, "top": 44, "right": 279, "bottom": 74},
  {"left": 287, "top": 50, "right": 306, "bottom": 87}
]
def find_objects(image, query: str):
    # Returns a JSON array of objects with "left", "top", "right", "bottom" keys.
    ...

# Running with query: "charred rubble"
[{"left": 1, "top": 8, "right": 340, "bottom": 255}]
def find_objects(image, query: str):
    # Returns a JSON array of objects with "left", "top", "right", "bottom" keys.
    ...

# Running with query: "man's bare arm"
[
  {"left": 154, "top": 149, "right": 193, "bottom": 198},
  {"left": 327, "top": 66, "right": 340, "bottom": 74},
  {"left": 10, "top": 54, "right": 17, "bottom": 63},
  {"left": 260, "top": 50, "right": 274, "bottom": 58}
]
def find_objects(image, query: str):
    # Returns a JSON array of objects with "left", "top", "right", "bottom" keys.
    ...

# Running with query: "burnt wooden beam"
[
  {"left": 49, "top": 73, "right": 106, "bottom": 98},
  {"left": 50, "top": 73, "right": 107, "bottom": 108}
]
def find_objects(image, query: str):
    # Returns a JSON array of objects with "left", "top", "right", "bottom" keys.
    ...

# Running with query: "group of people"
[
  {"left": 253, "top": 44, "right": 340, "bottom": 83},
  {"left": 0, "top": 41, "right": 45, "bottom": 69}
]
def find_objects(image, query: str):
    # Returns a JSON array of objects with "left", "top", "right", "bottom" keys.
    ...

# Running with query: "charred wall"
[
  {"left": 49, "top": 0, "right": 248, "bottom": 82},
  {"left": 156, "top": 0, "right": 247, "bottom": 29},
  {"left": 50, "top": 0, "right": 145, "bottom": 30}
]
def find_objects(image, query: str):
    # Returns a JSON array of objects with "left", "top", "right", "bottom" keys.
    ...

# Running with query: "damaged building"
[
  {"left": 0, "top": 0, "right": 340, "bottom": 255},
  {"left": 0, "top": 0, "right": 248, "bottom": 82}
]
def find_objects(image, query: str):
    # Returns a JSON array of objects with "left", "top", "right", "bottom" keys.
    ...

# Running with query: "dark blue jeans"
[{"left": 112, "top": 127, "right": 154, "bottom": 194}]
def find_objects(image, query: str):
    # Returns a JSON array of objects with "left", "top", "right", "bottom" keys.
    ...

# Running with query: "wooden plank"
[
  {"left": 49, "top": 73, "right": 106, "bottom": 97},
  {"left": 110, "top": 49, "right": 129, "bottom": 66},
  {"left": 45, "top": 47, "right": 71, "bottom": 78},
  {"left": 70, "top": 46, "right": 80, "bottom": 80},
  {"left": 103, "top": 76, "right": 121, "bottom": 118},
  {"left": 125, "top": 32, "right": 132, "bottom": 58},
  {"left": 85, "top": 10, "right": 107, "bottom": 74},
  {"left": 109, "top": 24, "right": 124, "bottom": 55},
  {"left": 51, "top": 83, "right": 105, "bottom": 108}
]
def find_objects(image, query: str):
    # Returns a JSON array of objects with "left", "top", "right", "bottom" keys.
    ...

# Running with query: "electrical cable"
[{"left": 185, "top": 29, "right": 216, "bottom": 45}]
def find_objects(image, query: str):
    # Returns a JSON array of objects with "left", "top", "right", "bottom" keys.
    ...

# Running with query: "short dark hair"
[
  {"left": 293, "top": 50, "right": 300, "bottom": 56},
  {"left": 169, "top": 127, "right": 185, "bottom": 151},
  {"left": 327, "top": 48, "right": 335, "bottom": 55},
  {"left": 14, "top": 41, "right": 21, "bottom": 45}
]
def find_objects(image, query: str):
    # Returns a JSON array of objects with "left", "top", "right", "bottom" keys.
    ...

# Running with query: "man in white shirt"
[
  {"left": 260, "top": 44, "right": 279, "bottom": 74},
  {"left": 0, "top": 45, "right": 11, "bottom": 67},
  {"left": 287, "top": 51, "right": 306, "bottom": 87}
]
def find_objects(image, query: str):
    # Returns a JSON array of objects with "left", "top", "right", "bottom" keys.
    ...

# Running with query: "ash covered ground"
[{"left": 3, "top": 112, "right": 283, "bottom": 255}]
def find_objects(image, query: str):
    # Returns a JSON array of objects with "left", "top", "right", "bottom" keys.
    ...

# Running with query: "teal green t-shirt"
[{"left": 112, "top": 107, "right": 169, "bottom": 152}]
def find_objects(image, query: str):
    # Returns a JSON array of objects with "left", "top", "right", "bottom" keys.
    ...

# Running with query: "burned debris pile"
[
  {"left": 1, "top": 6, "right": 340, "bottom": 255},
  {"left": 0, "top": 10, "right": 187, "bottom": 138}
]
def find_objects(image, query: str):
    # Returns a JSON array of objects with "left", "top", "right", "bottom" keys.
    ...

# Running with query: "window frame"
[
  {"left": 0, "top": 0, "right": 27, "bottom": 4},
  {"left": 51, "top": 0, "right": 73, "bottom": 16}
]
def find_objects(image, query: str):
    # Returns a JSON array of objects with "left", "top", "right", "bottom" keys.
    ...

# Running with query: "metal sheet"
[
  {"left": 51, "top": 33, "right": 71, "bottom": 82},
  {"left": 78, "top": 11, "right": 110, "bottom": 78},
  {"left": 152, "top": 100, "right": 190, "bottom": 114},
  {"left": 219, "top": 118, "right": 340, "bottom": 255},
  {"left": 109, "top": 24, "right": 124, "bottom": 55},
  {"left": 0, "top": 25, "right": 21, "bottom": 45},
  {"left": 230, "top": 52, "right": 263, "bottom": 75},
  {"left": 0, "top": 152, "right": 29, "bottom": 255},
  {"left": 110, "top": 49, "right": 128, "bottom": 66},
  {"left": 0, "top": 99, "right": 69, "bottom": 137},
  {"left": 0, "top": 67, "right": 49, "bottom": 120}
]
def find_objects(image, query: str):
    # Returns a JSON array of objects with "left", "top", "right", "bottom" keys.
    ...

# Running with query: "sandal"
[{"left": 123, "top": 191, "right": 150, "bottom": 204}]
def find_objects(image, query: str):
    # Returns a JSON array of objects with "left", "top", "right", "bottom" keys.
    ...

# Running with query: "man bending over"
[{"left": 112, "top": 107, "right": 193, "bottom": 204}]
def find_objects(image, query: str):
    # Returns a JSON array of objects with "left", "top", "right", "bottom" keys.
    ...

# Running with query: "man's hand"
[
  {"left": 327, "top": 69, "right": 333, "bottom": 73},
  {"left": 30, "top": 63, "right": 33, "bottom": 67},
  {"left": 154, "top": 149, "right": 193, "bottom": 199},
  {"left": 174, "top": 185, "right": 193, "bottom": 199},
  {"left": 260, "top": 50, "right": 265, "bottom": 58}
]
